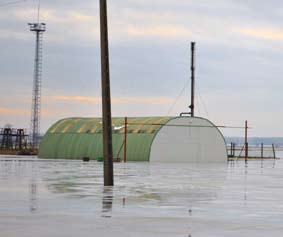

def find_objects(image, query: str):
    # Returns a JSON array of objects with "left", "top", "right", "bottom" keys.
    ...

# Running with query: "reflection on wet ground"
[
  {"left": 102, "top": 187, "right": 113, "bottom": 218},
  {"left": 1, "top": 156, "right": 283, "bottom": 236}
]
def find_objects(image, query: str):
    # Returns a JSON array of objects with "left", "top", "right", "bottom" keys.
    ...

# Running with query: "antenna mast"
[
  {"left": 189, "top": 42, "right": 196, "bottom": 117},
  {"left": 28, "top": 21, "right": 46, "bottom": 149},
  {"left": 37, "top": 0, "right": 41, "bottom": 23}
]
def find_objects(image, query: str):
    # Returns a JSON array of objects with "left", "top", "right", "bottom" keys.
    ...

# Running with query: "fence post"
[{"left": 272, "top": 144, "right": 276, "bottom": 159}]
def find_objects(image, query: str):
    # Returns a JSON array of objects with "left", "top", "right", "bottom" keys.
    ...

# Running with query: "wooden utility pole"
[
  {"left": 189, "top": 42, "right": 195, "bottom": 117},
  {"left": 124, "top": 117, "right": 128, "bottom": 163},
  {"left": 100, "top": 0, "right": 113, "bottom": 186},
  {"left": 245, "top": 120, "right": 248, "bottom": 163}
]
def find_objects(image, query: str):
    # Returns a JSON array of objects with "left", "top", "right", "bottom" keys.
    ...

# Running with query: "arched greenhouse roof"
[{"left": 39, "top": 117, "right": 172, "bottom": 161}]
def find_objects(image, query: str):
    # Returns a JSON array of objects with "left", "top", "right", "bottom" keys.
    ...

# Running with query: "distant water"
[
  {"left": 226, "top": 137, "right": 283, "bottom": 146},
  {"left": 1, "top": 155, "right": 283, "bottom": 237}
]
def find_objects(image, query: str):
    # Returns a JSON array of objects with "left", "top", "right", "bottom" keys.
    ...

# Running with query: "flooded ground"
[{"left": 1, "top": 156, "right": 283, "bottom": 237}]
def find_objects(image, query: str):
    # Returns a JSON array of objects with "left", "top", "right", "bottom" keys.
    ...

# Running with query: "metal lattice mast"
[{"left": 28, "top": 23, "right": 46, "bottom": 149}]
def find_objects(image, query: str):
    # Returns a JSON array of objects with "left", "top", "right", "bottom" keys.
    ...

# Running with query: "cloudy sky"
[{"left": 0, "top": 0, "right": 283, "bottom": 137}]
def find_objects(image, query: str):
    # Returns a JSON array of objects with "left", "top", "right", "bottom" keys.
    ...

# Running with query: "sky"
[{"left": 0, "top": 0, "right": 283, "bottom": 137}]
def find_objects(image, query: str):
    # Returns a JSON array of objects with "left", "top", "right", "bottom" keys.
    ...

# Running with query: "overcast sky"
[{"left": 0, "top": 0, "right": 283, "bottom": 137}]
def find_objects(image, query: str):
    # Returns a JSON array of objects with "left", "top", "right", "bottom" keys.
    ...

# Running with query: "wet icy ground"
[{"left": 1, "top": 156, "right": 283, "bottom": 237}]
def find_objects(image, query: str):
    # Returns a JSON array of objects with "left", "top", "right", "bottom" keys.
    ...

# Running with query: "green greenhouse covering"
[{"left": 39, "top": 117, "right": 172, "bottom": 161}]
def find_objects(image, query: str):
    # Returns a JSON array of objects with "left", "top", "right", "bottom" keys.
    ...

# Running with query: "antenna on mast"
[{"left": 37, "top": 0, "right": 41, "bottom": 23}]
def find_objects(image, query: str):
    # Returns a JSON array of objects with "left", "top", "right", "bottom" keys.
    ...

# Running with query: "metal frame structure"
[
  {"left": 28, "top": 22, "right": 46, "bottom": 149},
  {"left": 0, "top": 128, "right": 28, "bottom": 150}
]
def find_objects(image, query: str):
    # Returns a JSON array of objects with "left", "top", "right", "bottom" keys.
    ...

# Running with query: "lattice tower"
[{"left": 29, "top": 23, "right": 46, "bottom": 148}]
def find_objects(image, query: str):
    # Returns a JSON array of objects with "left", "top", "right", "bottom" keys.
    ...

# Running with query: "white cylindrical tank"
[{"left": 150, "top": 116, "right": 227, "bottom": 162}]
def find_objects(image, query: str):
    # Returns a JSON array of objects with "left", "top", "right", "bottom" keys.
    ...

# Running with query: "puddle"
[{"left": 0, "top": 156, "right": 283, "bottom": 236}]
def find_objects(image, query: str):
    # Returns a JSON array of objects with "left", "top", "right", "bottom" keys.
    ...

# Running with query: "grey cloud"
[{"left": 1, "top": 0, "right": 283, "bottom": 136}]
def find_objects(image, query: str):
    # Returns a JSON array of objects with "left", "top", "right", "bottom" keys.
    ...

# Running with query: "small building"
[{"left": 39, "top": 116, "right": 227, "bottom": 162}]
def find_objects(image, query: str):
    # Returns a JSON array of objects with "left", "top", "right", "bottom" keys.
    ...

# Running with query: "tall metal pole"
[
  {"left": 100, "top": 0, "right": 114, "bottom": 186},
  {"left": 189, "top": 42, "right": 195, "bottom": 117}
]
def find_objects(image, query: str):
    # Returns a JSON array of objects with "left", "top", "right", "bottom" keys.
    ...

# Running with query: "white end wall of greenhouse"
[{"left": 150, "top": 117, "right": 227, "bottom": 162}]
